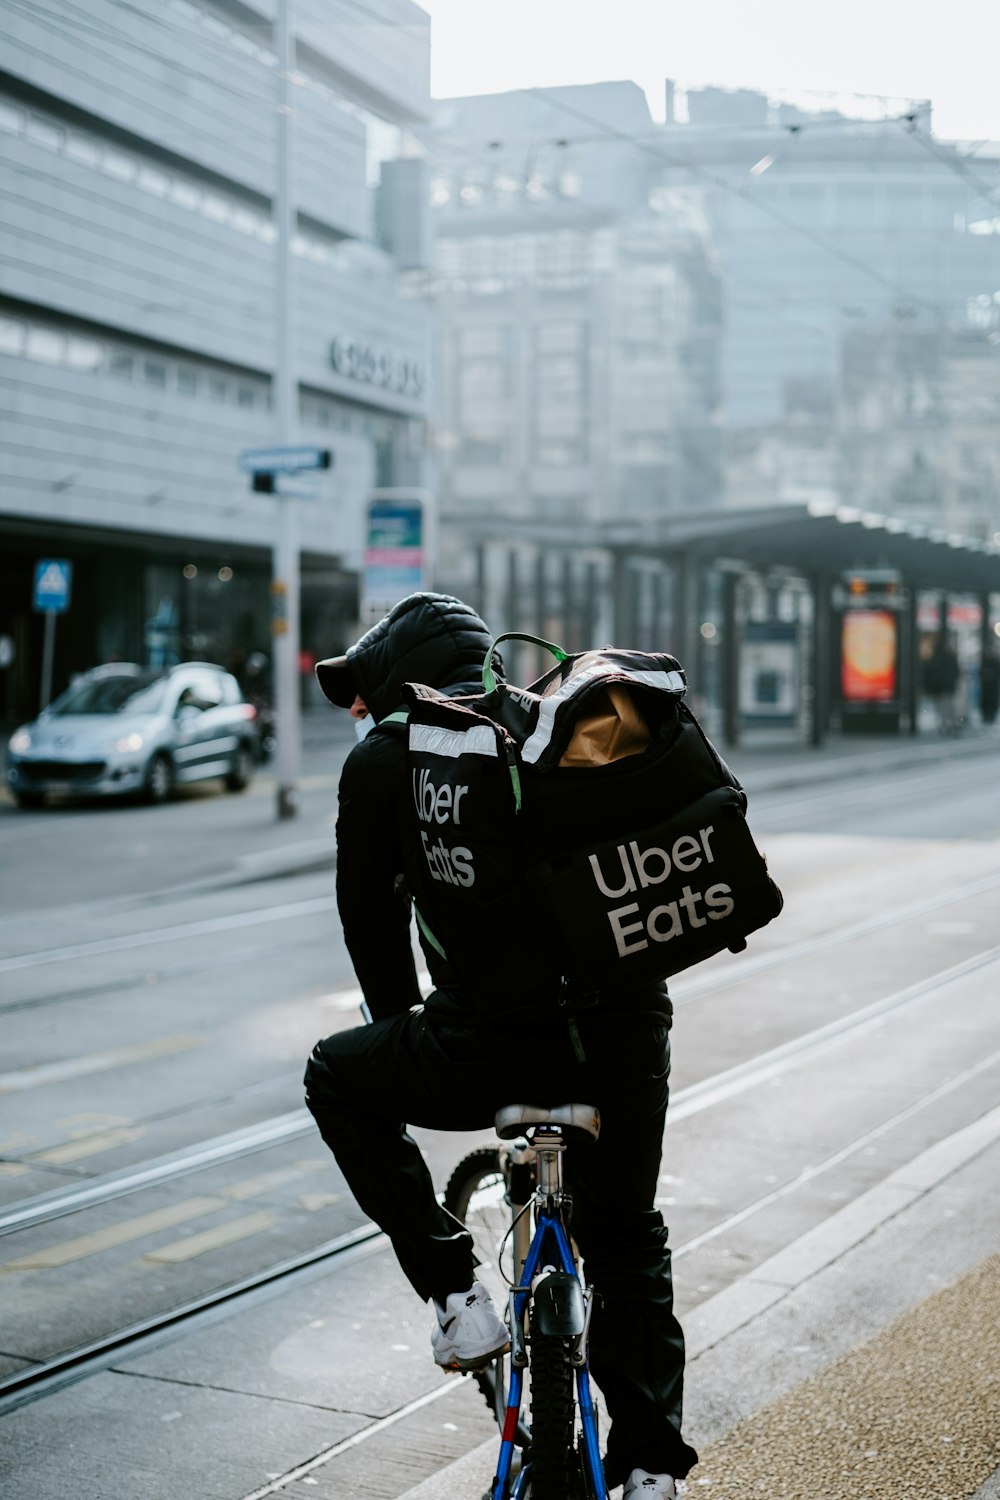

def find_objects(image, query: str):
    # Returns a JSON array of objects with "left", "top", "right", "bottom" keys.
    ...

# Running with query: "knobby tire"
[{"left": 528, "top": 1332, "right": 577, "bottom": 1500}]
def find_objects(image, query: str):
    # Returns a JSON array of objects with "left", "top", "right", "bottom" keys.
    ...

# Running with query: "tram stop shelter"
[
  {"left": 467, "top": 500, "right": 1000, "bottom": 749},
  {"left": 601, "top": 500, "right": 1000, "bottom": 747}
]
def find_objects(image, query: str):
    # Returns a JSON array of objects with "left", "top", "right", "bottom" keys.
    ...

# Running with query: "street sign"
[
  {"left": 362, "top": 495, "right": 426, "bottom": 623},
  {"left": 239, "top": 446, "right": 332, "bottom": 475},
  {"left": 252, "top": 473, "right": 319, "bottom": 498},
  {"left": 33, "top": 559, "right": 72, "bottom": 615}
]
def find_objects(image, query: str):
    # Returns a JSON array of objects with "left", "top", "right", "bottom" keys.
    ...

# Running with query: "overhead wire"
[
  {"left": 6, "top": 0, "right": 999, "bottom": 344},
  {"left": 517, "top": 86, "right": 958, "bottom": 318},
  {"left": 901, "top": 119, "right": 1000, "bottom": 207}
]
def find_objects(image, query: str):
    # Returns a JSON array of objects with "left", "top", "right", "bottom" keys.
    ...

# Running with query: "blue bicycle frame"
[{"left": 492, "top": 1209, "right": 606, "bottom": 1500}]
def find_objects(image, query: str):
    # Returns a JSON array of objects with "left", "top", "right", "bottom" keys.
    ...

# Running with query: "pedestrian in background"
[
  {"left": 924, "top": 637, "right": 962, "bottom": 736},
  {"left": 979, "top": 644, "right": 1000, "bottom": 729}
]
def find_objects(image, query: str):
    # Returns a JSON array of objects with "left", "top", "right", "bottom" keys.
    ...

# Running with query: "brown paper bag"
[{"left": 558, "top": 684, "right": 651, "bottom": 767}]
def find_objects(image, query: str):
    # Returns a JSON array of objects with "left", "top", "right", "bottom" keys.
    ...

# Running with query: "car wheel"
[
  {"left": 144, "top": 753, "right": 174, "bottom": 805},
  {"left": 15, "top": 791, "right": 45, "bottom": 810},
  {"left": 225, "top": 741, "right": 253, "bottom": 792}
]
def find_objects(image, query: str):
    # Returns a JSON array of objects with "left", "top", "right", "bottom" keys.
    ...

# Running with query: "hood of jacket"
[{"left": 321, "top": 593, "right": 499, "bottom": 724}]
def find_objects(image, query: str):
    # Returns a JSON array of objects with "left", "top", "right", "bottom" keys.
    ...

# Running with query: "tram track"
[
  {"left": 2, "top": 940, "right": 997, "bottom": 1417},
  {"left": 4, "top": 868, "right": 999, "bottom": 1233},
  {"left": 3, "top": 843, "right": 999, "bottom": 1022},
  {"left": 1, "top": 750, "right": 997, "bottom": 987},
  {"left": 0, "top": 1222, "right": 384, "bottom": 1416}
]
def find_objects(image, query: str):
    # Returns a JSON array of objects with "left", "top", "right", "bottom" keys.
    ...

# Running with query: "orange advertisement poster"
[{"left": 842, "top": 610, "right": 897, "bottom": 701}]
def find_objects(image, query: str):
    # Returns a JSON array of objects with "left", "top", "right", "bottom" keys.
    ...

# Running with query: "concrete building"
[
  {"left": 413, "top": 83, "right": 721, "bottom": 673},
  {"left": 414, "top": 80, "right": 1000, "bottom": 726},
  {"left": 649, "top": 86, "right": 1000, "bottom": 538},
  {"left": 0, "top": 0, "right": 433, "bottom": 720}
]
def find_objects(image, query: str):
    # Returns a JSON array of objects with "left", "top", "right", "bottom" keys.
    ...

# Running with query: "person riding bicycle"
[{"left": 304, "top": 592, "right": 698, "bottom": 1498}]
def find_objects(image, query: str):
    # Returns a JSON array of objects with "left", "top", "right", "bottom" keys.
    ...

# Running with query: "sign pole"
[
  {"left": 40, "top": 611, "right": 57, "bottom": 710},
  {"left": 33, "top": 558, "right": 72, "bottom": 708},
  {"left": 272, "top": 0, "right": 301, "bottom": 819}
]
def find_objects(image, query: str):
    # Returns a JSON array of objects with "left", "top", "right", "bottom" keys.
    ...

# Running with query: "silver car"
[{"left": 6, "top": 662, "right": 259, "bottom": 809}]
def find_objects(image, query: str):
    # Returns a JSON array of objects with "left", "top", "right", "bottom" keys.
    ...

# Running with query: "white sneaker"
[
  {"left": 430, "top": 1281, "right": 510, "bottom": 1371},
  {"left": 623, "top": 1470, "right": 678, "bottom": 1500}
]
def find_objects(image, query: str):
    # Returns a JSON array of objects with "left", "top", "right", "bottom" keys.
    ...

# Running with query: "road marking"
[
  {"left": 0, "top": 1197, "right": 224, "bottom": 1272},
  {"left": 0, "top": 1132, "right": 36, "bottom": 1154},
  {"left": 0, "top": 1036, "right": 201, "bottom": 1094},
  {"left": 143, "top": 1210, "right": 276, "bottom": 1264},
  {"left": 299, "top": 1192, "right": 342, "bottom": 1212},
  {"left": 31, "top": 1127, "right": 145, "bottom": 1166},
  {"left": 220, "top": 1168, "right": 309, "bottom": 1201},
  {"left": 2, "top": 1160, "right": 323, "bottom": 1270},
  {"left": 0, "top": 897, "right": 337, "bottom": 973}
]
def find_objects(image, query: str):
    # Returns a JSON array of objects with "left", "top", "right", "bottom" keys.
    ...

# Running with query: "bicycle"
[{"left": 444, "top": 1102, "right": 609, "bottom": 1500}]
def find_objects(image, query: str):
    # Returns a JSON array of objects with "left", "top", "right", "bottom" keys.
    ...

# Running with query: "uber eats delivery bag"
[{"left": 400, "top": 633, "right": 783, "bottom": 1001}]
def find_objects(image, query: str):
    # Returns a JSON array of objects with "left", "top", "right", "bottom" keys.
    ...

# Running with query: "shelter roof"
[
  {"left": 459, "top": 502, "right": 1000, "bottom": 593},
  {"left": 601, "top": 501, "right": 1000, "bottom": 593}
]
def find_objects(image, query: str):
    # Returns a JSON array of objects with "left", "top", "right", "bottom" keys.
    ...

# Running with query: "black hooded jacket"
[{"left": 334, "top": 594, "right": 498, "bottom": 1021}]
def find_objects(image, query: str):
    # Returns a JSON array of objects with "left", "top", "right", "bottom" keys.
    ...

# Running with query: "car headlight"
[
  {"left": 106, "top": 732, "right": 145, "bottom": 753},
  {"left": 8, "top": 730, "right": 31, "bottom": 754}
]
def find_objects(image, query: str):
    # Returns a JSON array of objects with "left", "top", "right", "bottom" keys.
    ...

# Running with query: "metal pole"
[
  {"left": 273, "top": 0, "right": 300, "bottom": 819},
  {"left": 40, "top": 612, "right": 56, "bottom": 709},
  {"left": 722, "top": 571, "right": 740, "bottom": 749}
]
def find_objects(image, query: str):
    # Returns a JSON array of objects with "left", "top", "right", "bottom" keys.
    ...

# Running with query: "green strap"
[
  {"left": 414, "top": 905, "right": 447, "bottom": 960},
  {"left": 482, "top": 631, "right": 568, "bottom": 693},
  {"left": 507, "top": 759, "right": 522, "bottom": 812},
  {"left": 381, "top": 710, "right": 409, "bottom": 728},
  {"left": 567, "top": 1016, "right": 587, "bottom": 1064}
]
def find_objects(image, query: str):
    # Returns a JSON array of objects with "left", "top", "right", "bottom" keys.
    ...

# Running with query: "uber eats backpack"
[{"left": 398, "top": 632, "right": 783, "bottom": 1012}]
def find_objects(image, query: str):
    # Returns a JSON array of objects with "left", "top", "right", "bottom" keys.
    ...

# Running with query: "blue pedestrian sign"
[{"left": 33, "top": 559, "right": 72, "bottom": 614}]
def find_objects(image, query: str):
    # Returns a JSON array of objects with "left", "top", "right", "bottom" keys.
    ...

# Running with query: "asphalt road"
[{"left": 0, "top": 735, "right": 998, "bottom": 1498}]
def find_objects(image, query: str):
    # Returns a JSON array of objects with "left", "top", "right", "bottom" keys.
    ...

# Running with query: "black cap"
[{"left": 315, "top": 655, "right": 356, "bottom": 708}]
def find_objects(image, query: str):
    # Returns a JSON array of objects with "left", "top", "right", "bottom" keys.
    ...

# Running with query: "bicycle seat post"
[{"left": 530, "top": 1123, "right": 565, "bottom": 1202}]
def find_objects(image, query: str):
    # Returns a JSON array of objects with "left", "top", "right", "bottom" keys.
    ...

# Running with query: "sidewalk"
[
  {"left": 300, "top": 705, "right": 999, "bottom": 795},
  {"left": 721, "top": 723, "right": 998, "bottom": 794}
]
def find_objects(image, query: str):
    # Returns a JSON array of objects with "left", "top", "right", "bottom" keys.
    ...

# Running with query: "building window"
[
  {"left": 108, "top": 351, "right": 135, "bottom": 379},
  {"left": 65, "top": 337, "right": 102, "bottom": 371},
  {"left": 0, "top": 317, "right": 25, "bottom": 355},
  {"left": 25, "top": 328, "right": 64, "bottom": 364},
  {"left": 533, "top": 322, "right": 589, "bottom": 466}
]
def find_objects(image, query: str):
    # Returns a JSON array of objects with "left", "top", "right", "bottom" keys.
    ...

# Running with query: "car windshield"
[{"left": 49, "top": 673, "right": 168, "bottom": 716}]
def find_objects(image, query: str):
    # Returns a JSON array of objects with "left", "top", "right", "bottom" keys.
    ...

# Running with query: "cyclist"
[{"left": 304, "top": 592, "right": 698, "bottom": 1498}]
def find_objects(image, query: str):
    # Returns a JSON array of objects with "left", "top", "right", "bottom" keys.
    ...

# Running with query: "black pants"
[{"left": 304, "top": 1001, "right": 699, "bottom": 1484}]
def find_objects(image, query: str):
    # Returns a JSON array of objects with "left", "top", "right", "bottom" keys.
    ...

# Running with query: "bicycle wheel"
[
  {"left": 528, "top": 1332, "right": 577, "bottom": 1500},
  {"left": 443, "top": 1146, "right": 512, "bottom": 1305},
  {"left": 445, "top": 1147, "right": 530, "bottom": 1451}
]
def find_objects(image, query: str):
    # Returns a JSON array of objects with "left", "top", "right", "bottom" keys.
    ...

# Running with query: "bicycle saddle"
[{"left": 495, "top": 1103, "right": 600, "bottom": 1143}]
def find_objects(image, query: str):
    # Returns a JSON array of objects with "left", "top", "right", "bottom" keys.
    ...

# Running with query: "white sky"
[{"left": 416, "top": 0, "right": 1000, "bottom": 142}]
